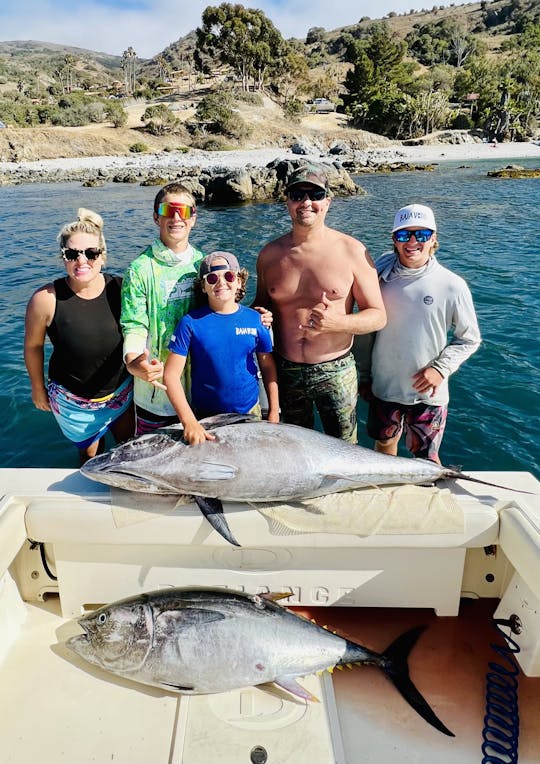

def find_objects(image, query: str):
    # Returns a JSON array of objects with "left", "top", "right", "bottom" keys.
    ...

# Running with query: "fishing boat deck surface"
[
  {"left": 1, "top": 467, "right": 540, "bottom": 762},
  {"left": 2, "top": 595, "right": 540, "bottom": 763}
]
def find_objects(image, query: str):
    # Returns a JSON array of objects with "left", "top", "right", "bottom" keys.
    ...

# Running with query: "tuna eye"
[{"left": 97, "top": 612, "right": 108, "bottom": 625}]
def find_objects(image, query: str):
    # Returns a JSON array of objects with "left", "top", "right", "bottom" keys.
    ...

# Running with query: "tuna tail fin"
[
  {"left": 444, "top": 469, "right": 534, "bottom": 495},
  {"left": 193, "top": 496, "right": 241, "bottom": 547},
  {"left": 380, "top": 625, "right": 455, "bottom": 737}
]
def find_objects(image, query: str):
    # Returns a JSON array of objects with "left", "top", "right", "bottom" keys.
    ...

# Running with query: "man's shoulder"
[
  {"left": 259, "top": 231, "right": 292, "bottom": 256},
  {"left": 326, "top": 226, "right": 367, "bottom": 252}
]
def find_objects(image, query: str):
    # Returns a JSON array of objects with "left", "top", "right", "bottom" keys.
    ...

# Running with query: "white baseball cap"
[{"left": 392, "top": 204, "right": 437, "bottom": 233}]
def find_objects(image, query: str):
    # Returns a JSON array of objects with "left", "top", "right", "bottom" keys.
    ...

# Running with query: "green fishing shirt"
[{"left": 121, "top": 240, "right": 204, "bottom": 416}]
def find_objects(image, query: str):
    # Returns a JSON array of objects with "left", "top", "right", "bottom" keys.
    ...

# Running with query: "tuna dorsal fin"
[
  {"left": 198, "top": 413, "right": 260, "bottom": 428},
  {"left": 274, "top": 677, "right": 320, "bottom": 703},
  {"left": 261, "top": 592, "right": 293, "bottom": 603}
]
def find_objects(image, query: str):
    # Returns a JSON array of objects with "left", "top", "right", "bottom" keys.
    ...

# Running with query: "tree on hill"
[
  {"left": 122, "top": 47, "right": 137, "bottom": 94},
  {"left": 454, "top": 24, "right": 540, "bottom": 140},
  {"left": 341, "top": 23, "right": 419, "bottom": 136},
  {"left": 195, "top": 3, "right": 290, "bottom": 91}
]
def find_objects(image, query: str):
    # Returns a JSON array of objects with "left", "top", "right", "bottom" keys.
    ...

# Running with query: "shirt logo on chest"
[
  {"left": 236, "top": 327, "right": 257, "bottom": 336},
  {"left": 423, "top": 295, "right": 434, "bottom": 305},
  {"left": 165, "top": 278, "right": 194, "bottom": 302}
]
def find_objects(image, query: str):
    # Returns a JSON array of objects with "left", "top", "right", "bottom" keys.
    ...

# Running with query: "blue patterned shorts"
[{"left": 48, "top": 377, "right": 133, "bottom": 448}]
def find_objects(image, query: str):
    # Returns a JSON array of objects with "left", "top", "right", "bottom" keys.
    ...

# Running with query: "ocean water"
[{"left": 1, "top": 158, "right": 538, "bottom": 476}]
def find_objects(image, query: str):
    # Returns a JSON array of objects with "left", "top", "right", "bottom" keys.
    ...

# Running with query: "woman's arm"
[{"left": 24, "top": 286, "right": 55, "bottom": 411}]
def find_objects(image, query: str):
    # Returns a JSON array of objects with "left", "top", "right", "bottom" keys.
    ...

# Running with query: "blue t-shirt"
[{"left": 168, "top": 304, "right": 273, "bottom": 415}]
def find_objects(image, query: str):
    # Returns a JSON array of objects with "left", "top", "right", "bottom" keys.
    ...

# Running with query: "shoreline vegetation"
[{"left": 1, "top": 134, "right": 539, "bottom": 193}]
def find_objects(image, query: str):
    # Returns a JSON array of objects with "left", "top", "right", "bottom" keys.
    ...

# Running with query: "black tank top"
[{"left": 47, "top": 274, "right": 128, "bottom": 398}]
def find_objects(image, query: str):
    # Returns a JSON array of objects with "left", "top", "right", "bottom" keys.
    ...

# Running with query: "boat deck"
[{"left": 2, "top": 594, "right": 539, "bottom": 763}]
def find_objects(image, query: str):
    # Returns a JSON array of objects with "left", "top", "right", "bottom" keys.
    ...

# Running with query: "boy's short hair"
[{"left": 153, "top": 182, "right": 196, "bottom": 214}]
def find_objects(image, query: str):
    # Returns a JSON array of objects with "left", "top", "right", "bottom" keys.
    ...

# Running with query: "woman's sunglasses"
[
  {"left": 287, "top": 187, "right": 327, "bottom": 202},
  {"left": 393, "top": 229, "right": 434, "bottom": 243},
  {"left": 61, "top": 247, "right": 103, "bottom": 261},
  {"left": 157, "top": 202, "right": 196, "bottom": 219},
  {"left": 203, "top": 270, "right": 237, "bottom": 285}
]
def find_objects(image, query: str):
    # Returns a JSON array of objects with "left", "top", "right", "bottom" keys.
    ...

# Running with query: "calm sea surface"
[{"left": 1, "top": 158, "right": 538, "bottom": 476}]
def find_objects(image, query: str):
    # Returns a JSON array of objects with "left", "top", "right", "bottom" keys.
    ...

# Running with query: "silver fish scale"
[
  {"left": 82, "top": 420, "right": 448, "bottom": 500},
  {"left": 71, "top": 589, "right": 351, "bottom": 694}
]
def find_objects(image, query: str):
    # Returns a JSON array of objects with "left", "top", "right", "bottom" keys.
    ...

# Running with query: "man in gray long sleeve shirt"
[{"left": 363, "top": 203, "right": 481, "bottom": 463}]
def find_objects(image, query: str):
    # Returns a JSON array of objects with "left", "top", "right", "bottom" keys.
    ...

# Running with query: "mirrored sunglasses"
[
  {"left": 157, "top": 202, "right": 196, "bottom": 219},
  {"left": 287, "top": 187, "right": 327, "bottom": 202},
  {"left": 203, "top": 270, "right": 237, "bottom": 285},
  {"left": 393, "top": 228, "right": 434, "bottom": 243},
  {"left": 62, "top": 247, "right": 103, "bottom": 261}
]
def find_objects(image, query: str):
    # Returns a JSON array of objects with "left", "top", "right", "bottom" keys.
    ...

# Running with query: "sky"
[{"left": 0, "top": 0, "right": 473, "bottom": 59}]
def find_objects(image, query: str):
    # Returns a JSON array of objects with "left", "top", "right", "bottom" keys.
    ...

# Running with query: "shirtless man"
[{"left": 253, "top": 163, "right": 386, "bottom": 442}]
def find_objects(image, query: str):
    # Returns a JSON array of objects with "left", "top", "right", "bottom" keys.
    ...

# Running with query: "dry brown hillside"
[{"left": 0, "top": 92, "right": 393, "bottom": 163}]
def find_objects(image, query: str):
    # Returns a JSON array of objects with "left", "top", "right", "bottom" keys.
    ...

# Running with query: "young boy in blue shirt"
[{"left": 164, "top": 251, "right": 280, "bottom": 445}]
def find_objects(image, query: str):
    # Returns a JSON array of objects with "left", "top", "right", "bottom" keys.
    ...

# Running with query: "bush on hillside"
[
  {"left": 141, "top": 104, "right": 180, "bottom": 135},
  {"left": 195, "top": 92, "right": 251, "bottom": 141},
  {"left": 105, "top": 100, "right": 127, "bottom": 128},
  {"left": 283, "top": 98, "right": 305, "bottom": 123}
]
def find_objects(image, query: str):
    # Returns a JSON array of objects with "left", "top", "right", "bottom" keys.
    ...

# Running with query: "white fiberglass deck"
[
  {"left": 1, "top": 467, "right": 539, "bottom": 762},
  {"left": 2, "top": 594, "right": 540, "bottom": 763}
]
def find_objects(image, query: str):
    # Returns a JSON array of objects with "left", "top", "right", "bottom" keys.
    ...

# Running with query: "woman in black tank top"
[{"left": 24, "top": 208, "right": 134, "bottom": 465}]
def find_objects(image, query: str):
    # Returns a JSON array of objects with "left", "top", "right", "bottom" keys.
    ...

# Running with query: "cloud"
[{"left": 0, "top": 0, "right": 472, "bottom": 58}]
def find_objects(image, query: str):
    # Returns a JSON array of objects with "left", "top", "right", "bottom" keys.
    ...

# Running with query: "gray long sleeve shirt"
[{"left": 370, "top": 253, "right": 481, "bottom": 406}]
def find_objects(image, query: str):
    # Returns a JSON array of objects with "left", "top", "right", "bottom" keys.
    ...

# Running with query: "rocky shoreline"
[
  {"left": 0, "top": 143, "right": 436, "bottom": 202},
  {"left": 1, "top": 134, "right": 538, "bottom": 200}
]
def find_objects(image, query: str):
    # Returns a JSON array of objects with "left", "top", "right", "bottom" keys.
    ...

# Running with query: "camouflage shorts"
[{"left": 275, "top": 352, "right": 358, "bottom": 443}]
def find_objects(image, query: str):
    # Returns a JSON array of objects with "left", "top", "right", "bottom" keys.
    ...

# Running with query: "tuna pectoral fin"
[
  {"left": 194, "top": 496, "right": 240, "bottom": 547},
  {"left": 274, "top": 677, "right": 320, "bottom": 703},
  {"left": 381, "top": 626, "right": 455, "bottom": 737}
]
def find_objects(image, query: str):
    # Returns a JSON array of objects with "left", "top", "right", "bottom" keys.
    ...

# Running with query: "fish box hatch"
[{"left": 173, "top": 673, "right": 344, "bottom": 763}]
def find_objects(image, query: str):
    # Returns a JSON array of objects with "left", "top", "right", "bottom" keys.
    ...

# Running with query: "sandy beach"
[
  {"left": 1, "top": 139, "right": 539, "bottom": 176},
  {"left": 391, "top": 140, "right": 540, "bottom": 164}
]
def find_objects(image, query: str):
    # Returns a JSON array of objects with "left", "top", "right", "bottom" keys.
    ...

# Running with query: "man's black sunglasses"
[{"left": 287, "top": 187, "right": 327, "bottom": 202}]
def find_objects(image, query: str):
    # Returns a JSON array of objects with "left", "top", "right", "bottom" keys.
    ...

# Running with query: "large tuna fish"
[
  {"left": 66, "top": 586, "right": 454, "bottom": 737},
  {"left": 81, "top": 414, "right": 517, "bottom": 546}
]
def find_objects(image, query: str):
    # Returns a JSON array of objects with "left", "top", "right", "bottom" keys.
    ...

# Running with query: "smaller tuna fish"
[{"left": 67, "top": 587, "right": 454, "bottom": 737}]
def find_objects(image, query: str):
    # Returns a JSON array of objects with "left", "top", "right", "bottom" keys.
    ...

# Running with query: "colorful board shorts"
[
  {"left": 275, "top": 351, "right": 357, "bottom": 443},
  {"left": 135, "top": 406, "right": 179, "bottom": 437},
  {"left": 135, "top": 403, "right": 262, "bottom": 438},
  {"left": 367, "top": 395, "right": 448, "bottom": 461},
  {"left": 48, "top": 377, "right": 133, "bottom": 449}
]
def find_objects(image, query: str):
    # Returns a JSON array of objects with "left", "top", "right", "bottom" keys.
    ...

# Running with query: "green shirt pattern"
[{"left": 121, "top": 243, "right": 204, "bottom": 416}]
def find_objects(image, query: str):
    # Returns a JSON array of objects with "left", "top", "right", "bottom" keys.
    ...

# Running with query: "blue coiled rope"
[{"left": 481, "top": 615, "right": 521, "bottom": 764}]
